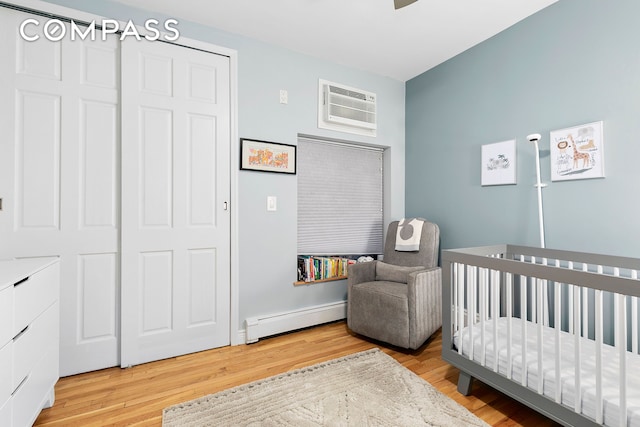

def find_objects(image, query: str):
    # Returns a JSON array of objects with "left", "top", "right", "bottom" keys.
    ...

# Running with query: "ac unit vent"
[
  {"left": 318, "top": 79, "right": 377, "bottom": 137},
  {"left": 329, "top": 85, "right": 368, "bottom": 101}
]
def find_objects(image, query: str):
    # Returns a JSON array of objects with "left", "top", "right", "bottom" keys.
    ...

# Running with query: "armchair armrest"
[
  {"left": 407, "top": 267, "right": 442, "bottom": 349},
  {"left": 347, "top": 261, "right": 377, "bottom": 323},
  {"left": 347, "top": 261, "right": 377, "bottom": 288}
]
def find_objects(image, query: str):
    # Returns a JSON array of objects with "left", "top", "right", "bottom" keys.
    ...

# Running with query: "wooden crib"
[{"left": 441, "top": 245, "right": 640, "bottom": 427}]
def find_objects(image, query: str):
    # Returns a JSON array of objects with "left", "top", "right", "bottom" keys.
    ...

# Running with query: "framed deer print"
[
  {"left": 481, "top": 139, "right": 516, "bottom": 186},
  {"left": 550, "top": 121, "right": 604, "bottom": 182},
  {"left": 240, "top": 138, "right": 296, "bottom": 174}
]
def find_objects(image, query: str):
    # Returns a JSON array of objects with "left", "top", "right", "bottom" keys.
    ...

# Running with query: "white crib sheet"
[{"left": 453, "top": 317, "right": 640, "bottom": 427}]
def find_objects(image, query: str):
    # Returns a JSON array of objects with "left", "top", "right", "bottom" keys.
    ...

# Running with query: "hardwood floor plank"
[{"left": 35, "top": 321, "right": 560, "bottom": 426}]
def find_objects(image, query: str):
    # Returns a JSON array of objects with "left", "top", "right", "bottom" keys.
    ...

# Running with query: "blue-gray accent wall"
[{"left": 406, "top": 0, "right": 640, "bottom": 257}]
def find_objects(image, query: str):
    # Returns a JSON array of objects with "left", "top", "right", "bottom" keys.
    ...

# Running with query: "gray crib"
[{"left": 442, "top": 245, "right": 640, "bottom": 427}]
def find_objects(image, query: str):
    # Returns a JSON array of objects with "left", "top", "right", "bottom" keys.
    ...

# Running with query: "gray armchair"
[{"left": 347, "top": 220, "right": 442, "bottom": 350}]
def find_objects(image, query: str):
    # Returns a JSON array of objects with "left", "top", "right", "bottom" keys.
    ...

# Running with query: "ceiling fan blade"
[{"left": 394, "top": 0, "right": 418, "bottom": 9}]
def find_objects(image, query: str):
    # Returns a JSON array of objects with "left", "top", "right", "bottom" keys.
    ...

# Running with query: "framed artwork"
[
  {"left": 481, "top": 139, "right": 516, "bottom": 186},
  {"left": 240, "top": 138, "right": 296, "bottom": 174},
  {"left": 550, "top": 121, "right": 604, "bottom": 182}
]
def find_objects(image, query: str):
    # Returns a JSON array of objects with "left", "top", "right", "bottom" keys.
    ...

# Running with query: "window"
[{"left": 297, "top": 134, "right": 383, "bottom": 256}]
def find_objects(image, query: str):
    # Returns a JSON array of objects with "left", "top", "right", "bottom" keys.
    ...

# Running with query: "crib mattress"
[{"left": 453, "top": 317, "right": 640, "bottom": 427}]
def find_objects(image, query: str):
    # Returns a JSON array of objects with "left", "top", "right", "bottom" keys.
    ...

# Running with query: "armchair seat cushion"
[{"left": 348, "top": 280, "right": 409, "bottom": 348}]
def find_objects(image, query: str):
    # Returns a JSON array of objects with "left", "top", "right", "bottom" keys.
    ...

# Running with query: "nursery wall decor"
[
  {"left": 481, "top": 139, "right": 516, "bottom": 186},
  {"left": 240, "top": 138, "right": 297, "bottom": 174},
  {"left": 550, "top": 121, "right": 604, "bottom": 181}
]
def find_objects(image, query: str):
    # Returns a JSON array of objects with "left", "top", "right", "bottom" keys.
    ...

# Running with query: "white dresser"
[{"left": 0, "top": 258, "right": 60, "bottom": 427}]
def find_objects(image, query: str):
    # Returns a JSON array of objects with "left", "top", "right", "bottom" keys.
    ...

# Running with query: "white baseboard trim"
[
  {"left": 244, "top": 301, "right": 347, "bottom": 344},
  {"left": 234, "top": 329, "right": 246, "bottom": 346}
]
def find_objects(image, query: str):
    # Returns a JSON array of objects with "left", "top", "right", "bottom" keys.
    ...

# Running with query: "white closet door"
[
  {"left": 0, "top": 9, "right": 120, "bottom": 376},
  {"left": 120, "top": 39, "right": 231, "bottom": 367}
]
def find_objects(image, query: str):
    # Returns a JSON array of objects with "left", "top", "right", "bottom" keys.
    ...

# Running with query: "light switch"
[{"left": 267, "top": 196, "right": 277, "bottom": 211}]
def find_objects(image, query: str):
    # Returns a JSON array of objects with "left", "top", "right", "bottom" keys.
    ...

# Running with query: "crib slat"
[
  {"left": 492, "top": 268, "right": 499, "bottom": 372},
  {"left": 612, "top": 267, "right": 627, "bottom": 427},
  {"left": 537, "top": 277, "right": 544, "bottom": 395},
  {"left": 595, "top": 285, "right": 603, "bottom": 425},
  {"left": 480, "top": 267, "right": 488, "bottom": 367},
  {"left": 453, "top": 262, "right": 457, "bottom": 338},
  {"left": 451, "top": 262, "right": 462, "bottom": 353},
  {"left": 616, "top": 292, "right": 627, "bottom": 427},
  {"left": 567, "top": 262, "right": 574, "bottom": 335},
  {"left": 469, "top": 265, "right": 476, "bottom": 361},
  {"left": 633, "top": 270, "right": 639, "bottom": 355},
  {"left": 582, "top": 264, "right": 589, "bottom": 338},
  {"left": 456, "top": 263, "right": 464, "bottom": 355},
  {"left": 506, "top": 272, "right": 513, "bottom": 380},
  {"left": 531, "top": 256, "right": 537, "bottom": 323},
  {"left": 520, "top": 263, "right": 528, "bottom": 387},
  {"left": 554, "top": 281, "right": 561, "bottom": 404},
  {"left": 573, "top": 284, "right": 581, "bottom": 414},
  {"left": 542, "top": 258, "right": 549, "bottom": 326}
]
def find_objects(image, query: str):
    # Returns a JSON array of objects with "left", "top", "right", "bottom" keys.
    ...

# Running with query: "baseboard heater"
[{"left": 244, "top": 301, "right": 347, "bottom": 343}]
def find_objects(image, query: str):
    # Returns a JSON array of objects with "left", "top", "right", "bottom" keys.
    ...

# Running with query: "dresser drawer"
[
  {"left": 13, "top": 261, "right": 59, "bottom": 336},
  {"left": 12, "top": 344, "right": 58, "bottom": 427},
  {"left": 0, "top": 341, "right": 12, "bottom": 408},
  {"left": 0, "top": 285, "right": 13, "bottom": 346},
  {"left": 0, "top": 397, "right": 11, "bottom": 427},
  {"left": 13, "top": 302, "right": 59, "bottom": 392}
]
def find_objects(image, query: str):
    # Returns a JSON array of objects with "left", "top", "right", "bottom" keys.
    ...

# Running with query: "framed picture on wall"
[
  {"left": 550, "top": 121, "right": 604, "bottom": 181},
  {"left": 481, "top": 139, "right": 516, "bottom": 186},
  {"left": 240, "top": 138, "right": 297, "bottom": 174}
]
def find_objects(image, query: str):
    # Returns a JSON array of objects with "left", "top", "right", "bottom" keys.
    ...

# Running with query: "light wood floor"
[{"left": 35, "top": 321, "right": 560, "bottom": 426}]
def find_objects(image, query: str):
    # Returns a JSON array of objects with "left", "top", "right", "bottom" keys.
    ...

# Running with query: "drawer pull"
[
  {"left": 12, "top": 374, "right": 28, "bottom": 396},
  {"left": 14, "top": 276, "right": 29, "bottom": 287},
  {"left": 13, "top": 325, "right": 29, "bottom": 341}
]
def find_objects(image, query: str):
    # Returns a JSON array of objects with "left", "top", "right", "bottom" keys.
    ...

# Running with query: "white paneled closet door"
[
  {"left": 120, "top": 39, "right": 231, "bottom": 367},
  {"left": 0, "top": 8, "right": 120, "bottom": 376}
]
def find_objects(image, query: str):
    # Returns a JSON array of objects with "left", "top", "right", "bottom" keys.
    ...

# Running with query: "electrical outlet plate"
[{"left": 279, "top": 90, "right": 288, "bottom": 104}]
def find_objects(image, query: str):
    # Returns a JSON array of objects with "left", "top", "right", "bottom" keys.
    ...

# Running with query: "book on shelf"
[{"left": 296, "top": 255, "right": 359, "bottom": 283}]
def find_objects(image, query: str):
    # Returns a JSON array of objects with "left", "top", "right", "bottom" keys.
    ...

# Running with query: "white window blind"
[{"left": 297, "top": 135, "right": 383, "bottom": 255}]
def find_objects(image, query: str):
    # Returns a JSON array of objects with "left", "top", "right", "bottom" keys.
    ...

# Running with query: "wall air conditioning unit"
[{"left": 318, "top": 79, "right": 377, "bottom": 137}]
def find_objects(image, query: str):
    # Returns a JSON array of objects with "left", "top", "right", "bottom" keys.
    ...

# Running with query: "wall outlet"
[{"left": 279, "top": 89, "right": 288, "bottom": 104}]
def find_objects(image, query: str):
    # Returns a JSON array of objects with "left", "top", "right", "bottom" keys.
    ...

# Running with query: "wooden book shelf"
[{"left": 293, "top": 276, "right": 347, "bottom": 286}]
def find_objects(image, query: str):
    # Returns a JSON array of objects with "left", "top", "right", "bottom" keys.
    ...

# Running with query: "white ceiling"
[{"left": 113, "top": 0, "right": 558, "bottom": 82}]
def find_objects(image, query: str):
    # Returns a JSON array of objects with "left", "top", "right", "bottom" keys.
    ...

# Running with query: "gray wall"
[
  {"left": 38, "top": 0, "right": 406, "bottom": 326},
  {"left": 406, "top": 0, "right": 640, "bottom": 258}
]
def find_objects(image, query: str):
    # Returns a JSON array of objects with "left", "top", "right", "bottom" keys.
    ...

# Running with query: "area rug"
[{"left": 162, "top": 348, "right": 488, "bottom": 426}]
